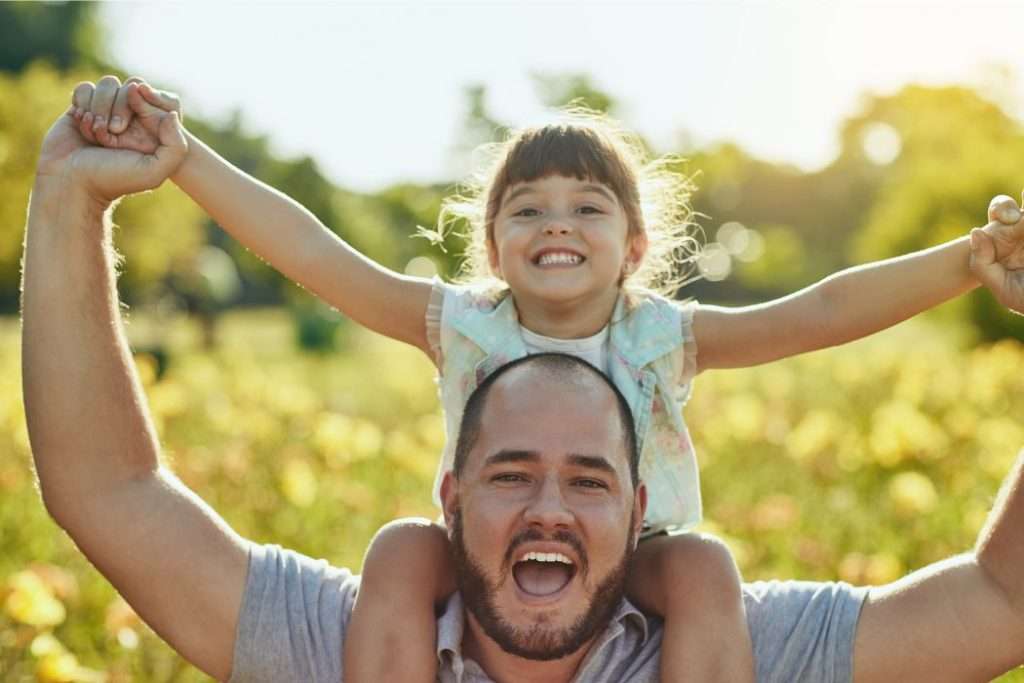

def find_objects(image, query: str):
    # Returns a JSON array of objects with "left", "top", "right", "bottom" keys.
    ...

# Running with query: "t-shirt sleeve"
[
  {"left": 228, "top": 544, "right": 359, "bottom": 683},
  {"left": 744, "top": 580, "right": 868, "bottom": 683}
]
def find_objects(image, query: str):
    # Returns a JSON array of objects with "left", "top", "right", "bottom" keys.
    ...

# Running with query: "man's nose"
[{"left": 523, "top": 476, "right": 574, "bottom": 528}]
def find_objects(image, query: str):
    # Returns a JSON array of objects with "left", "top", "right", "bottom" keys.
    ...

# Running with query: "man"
[{"left": 21, "top": 76, "right": 1024, "bottom": 682}]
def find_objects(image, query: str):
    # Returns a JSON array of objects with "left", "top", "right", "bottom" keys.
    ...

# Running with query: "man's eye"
[
  {"left": 574, "top": 478, "right": 609, "bottom": 490},
  {"left": 493, "top": 473, "right": 529, "bottom": 484}
]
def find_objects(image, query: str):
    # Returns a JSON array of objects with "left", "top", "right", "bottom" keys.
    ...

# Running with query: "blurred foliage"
[
  {"left": 2, "top": 314, "right": 1024, "bottom": 680},
  {"left": 0, "top": 63, "right": 206, "bottom": 314},
  {"left": 681, "top": 82, "right": 1024, "bottom": 339},
  {"left": 532, "top": 71, "right": 618, "bottom": 114},
  {"left": 844, "top": 85, "right": 1024, "bottom": 340},
  {"left": 0, "top": 2, "right": 106, "bottom": 74}
]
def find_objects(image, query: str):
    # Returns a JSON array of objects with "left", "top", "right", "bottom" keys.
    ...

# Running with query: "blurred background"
[{"left": 2, "top": 1, "right": 1024, "bottom": 680}]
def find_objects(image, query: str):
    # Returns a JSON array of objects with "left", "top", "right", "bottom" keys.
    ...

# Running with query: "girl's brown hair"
[{"left": 426, "top": 107, "right": 700, "bottom": 296}]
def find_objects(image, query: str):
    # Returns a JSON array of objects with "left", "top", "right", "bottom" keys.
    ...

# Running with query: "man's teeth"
[
  {"left": 519, "top": 551, "right": 573, "bottom": 565},
  {"left": 537, "top": 252, "right": 582, "bottom": 266}
]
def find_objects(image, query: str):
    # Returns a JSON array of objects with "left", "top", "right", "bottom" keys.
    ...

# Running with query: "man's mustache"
[{"left": 502, "top": 527, "right": 590, "bottom": 579}]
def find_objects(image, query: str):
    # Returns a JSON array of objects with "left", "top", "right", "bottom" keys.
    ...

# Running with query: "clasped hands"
[{"left": 35, "top": 75, "right": 186, "bottom": 208}]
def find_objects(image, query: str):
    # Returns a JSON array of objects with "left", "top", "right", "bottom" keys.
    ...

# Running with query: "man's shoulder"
[
  {"left": 250, "top": 542, "right": 358, "bottom": 587},
  {"left": 229, "top": 544, "right": 359, "bottom": 683},
  {"left": 743, "top": 580, "right": 869, "bottom": 683}
]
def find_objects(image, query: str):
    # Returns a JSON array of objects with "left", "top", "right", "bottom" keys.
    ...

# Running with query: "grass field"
[{"left": 2, "top": 309, "right": 1023, "bottom": 681}]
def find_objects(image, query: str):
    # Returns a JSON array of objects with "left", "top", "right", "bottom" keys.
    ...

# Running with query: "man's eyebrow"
[
  {"left": 481, "top": 451, "right": 618, "bottom": 477},
  {"left": 568, "top": 454, "right": 618, "bottom": 477},
  {"left": 483, "top": 449, "right": 540, "bottom": 467}
]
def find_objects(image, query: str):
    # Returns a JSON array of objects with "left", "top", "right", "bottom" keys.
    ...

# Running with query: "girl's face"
[{"left": 489, "top": 175, "right": 646, "bottom": 316}]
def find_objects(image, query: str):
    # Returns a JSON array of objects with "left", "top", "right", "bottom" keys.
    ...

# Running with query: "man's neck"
[{"left": 461, "top": 612, "right": 595, "bottom": 683}]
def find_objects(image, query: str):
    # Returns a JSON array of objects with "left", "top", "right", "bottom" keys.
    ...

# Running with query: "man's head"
[{"left": 440, "top": 353, "right": 646, "bottom": 661}]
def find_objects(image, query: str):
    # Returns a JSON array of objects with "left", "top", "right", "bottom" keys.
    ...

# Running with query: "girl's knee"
[
  {"left": 652, "top": 533, "right": 743, "bottom": 600},
  {"left": 362, "top": 517, "right": 450, "bottom": 577}
]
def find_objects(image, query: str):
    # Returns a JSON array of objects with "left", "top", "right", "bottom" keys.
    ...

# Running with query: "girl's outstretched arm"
[
  {"left": 693, "top": 199, "right": 1024, "bottom": 372},
  {"left": 136, "top": 84, "right": 434, "bottom": 355}
]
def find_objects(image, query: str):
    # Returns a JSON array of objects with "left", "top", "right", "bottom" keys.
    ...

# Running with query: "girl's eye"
[
  {"left": 513, "top": 208, "right": 540, "bottom": 217},
  {"left": 578, "top": 205, "right": 603, "bottom": 215}
]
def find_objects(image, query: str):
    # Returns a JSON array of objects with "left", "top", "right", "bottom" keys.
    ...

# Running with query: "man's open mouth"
[{"left": 512, "top": 551, "right": 577, "bottom": 597}]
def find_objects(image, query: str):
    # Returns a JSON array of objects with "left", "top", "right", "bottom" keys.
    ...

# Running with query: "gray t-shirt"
[{"left": 228, "top": 544, "right": 868, "bottom": 683}]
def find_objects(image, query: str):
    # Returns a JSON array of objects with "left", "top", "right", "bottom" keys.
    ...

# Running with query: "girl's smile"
[{"left": 489, "top": 174, "right": 645, "bottom": 338}]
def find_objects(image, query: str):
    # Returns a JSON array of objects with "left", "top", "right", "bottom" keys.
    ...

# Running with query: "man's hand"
[
  {"left": 984, "top": 194, "right": 1024, "bottom": 266},
  {"left": 38, "top": 75, "right": 187, "bottom": 207},
  {"left": 972, "top": 194, "right": 1024, "bottom": 315}
]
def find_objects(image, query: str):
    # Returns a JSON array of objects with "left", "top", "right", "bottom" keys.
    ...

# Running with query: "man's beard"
[{"left": 449, "top": 506, "right": 635, "bottom": 661}]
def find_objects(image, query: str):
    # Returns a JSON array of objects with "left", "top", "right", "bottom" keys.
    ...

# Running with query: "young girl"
[{"left": 78, "top": 80, "right": 1024, "bottom": 682}]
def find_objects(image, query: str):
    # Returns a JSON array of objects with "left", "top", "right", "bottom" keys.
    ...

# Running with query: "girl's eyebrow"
[
  {"left": 505, "top": 183, "right": 617, "bottom": 205},
  {"left": 580, "top": 184, "right": 617, "bottom": 204},
  {"left": 505, "top": 186, "right": 538, "bottom": 204}
]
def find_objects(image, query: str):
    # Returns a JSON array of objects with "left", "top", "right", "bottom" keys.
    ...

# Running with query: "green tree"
[
  {"left": 531, "top": 72, "right": 617, "bottom": 113},
  {"left": 0, "top": 63, "right": 206, "bottom": 313},
  {"left": 844, "top": 85, "right": 1024, "bottom": 339},
  {"left": 0, "top": 2, "right": 105, "bottom": 73}
]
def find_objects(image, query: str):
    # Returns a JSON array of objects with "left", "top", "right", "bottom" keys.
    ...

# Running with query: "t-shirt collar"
[{"left": 436, "top": 592, "right": 650, "bottom": 678}]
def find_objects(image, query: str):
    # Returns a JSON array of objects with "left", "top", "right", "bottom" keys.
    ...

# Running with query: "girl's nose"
[{"left": 543, "top": 218, "right": 573, "bottom": 236}]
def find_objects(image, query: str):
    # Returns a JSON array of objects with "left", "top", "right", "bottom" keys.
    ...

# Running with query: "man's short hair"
[{"left": 451, "top": 353, "right": 640, "bottom": 486}]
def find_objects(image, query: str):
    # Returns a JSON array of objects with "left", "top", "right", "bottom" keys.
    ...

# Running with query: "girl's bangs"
[{"left": 501, "top": 127, "right": 631, "bottom": 196}]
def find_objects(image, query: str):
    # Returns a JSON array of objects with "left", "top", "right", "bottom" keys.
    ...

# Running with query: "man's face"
[{"left": 441, "top": 365, "right": 646, "bottom": 661}]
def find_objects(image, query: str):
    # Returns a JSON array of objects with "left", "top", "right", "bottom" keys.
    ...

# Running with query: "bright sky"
[{"left": 104, "top": 1, "right": 1024, "bottom": 192}]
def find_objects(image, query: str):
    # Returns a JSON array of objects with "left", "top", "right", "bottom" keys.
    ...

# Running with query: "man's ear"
[
  {"left": 440, "top": 470, "right": 459, "bottom": 530},
  {"left": 632, "top": 482, "right": 647, "bottom": 548}
]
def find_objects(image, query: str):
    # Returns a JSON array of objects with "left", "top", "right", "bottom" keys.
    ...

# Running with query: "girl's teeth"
[{"left": 538, "top": 253, "right": 582, "bottom": 265}]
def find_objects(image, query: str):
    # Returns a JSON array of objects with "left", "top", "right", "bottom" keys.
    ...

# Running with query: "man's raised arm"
[
  {"left": 851, "top": 230, "right": 1024, "bottom": 681},
  {"left": 21, "top": 79, "right": 248, "bottom": 682}
]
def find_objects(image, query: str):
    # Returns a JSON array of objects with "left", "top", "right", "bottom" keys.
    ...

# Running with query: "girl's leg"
[
  {"left": 628, "top": 532, "right": 754, "bottom": 683},
  {"left": 344, "top": 518, "right": 455, "bottom": 683}
]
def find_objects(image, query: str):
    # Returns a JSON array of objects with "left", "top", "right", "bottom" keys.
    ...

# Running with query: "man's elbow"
[
  {"left": 975, "top": 548, "right": 1024, "bottom": 634},
  {"left": 36, "top": 474, "right": 92, "bottom": 536},
  {"left": 33, "top": 456, "right": 161, "bottom": 536}
]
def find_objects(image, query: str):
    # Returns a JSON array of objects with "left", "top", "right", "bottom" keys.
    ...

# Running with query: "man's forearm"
[
  {"left": 21, "top": 179, "right": 160, "bottom": 526},
  {"left": 976, "top": 452, "right": 1024, "bottom": 612}
]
